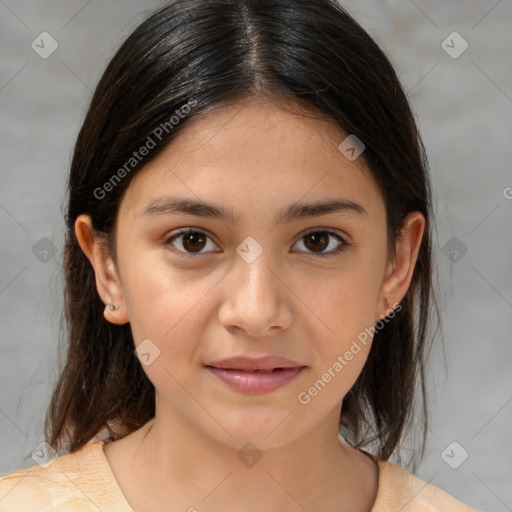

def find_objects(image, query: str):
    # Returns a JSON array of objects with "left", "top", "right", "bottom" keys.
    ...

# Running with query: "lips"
[
  {"left": 205, "top": 355, "right": 304, "bottom": 371},
  {"left": 205, "top": 355, "right": 306, "bottom": 394}
]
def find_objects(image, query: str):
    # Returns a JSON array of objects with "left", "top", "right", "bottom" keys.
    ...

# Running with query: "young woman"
[{"left": 0, "top": 0, "right": 477, "bottom": 510}]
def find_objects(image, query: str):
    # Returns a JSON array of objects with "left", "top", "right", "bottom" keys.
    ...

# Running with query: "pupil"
[
  {"left": 305, "top": 232, "right": 328, "bottom": 252},
  {"left": 184, "top": 232, "right": 206, "bottom": 253}
]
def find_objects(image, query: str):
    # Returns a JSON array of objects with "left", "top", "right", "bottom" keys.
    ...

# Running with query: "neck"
[{"left": 121, "top": 396, "right": 377, "bottom": 511}]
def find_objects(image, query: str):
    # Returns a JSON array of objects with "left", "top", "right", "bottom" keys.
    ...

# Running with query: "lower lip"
[{"left": 206, "top": 366, "right": 305, "bottom": 394}]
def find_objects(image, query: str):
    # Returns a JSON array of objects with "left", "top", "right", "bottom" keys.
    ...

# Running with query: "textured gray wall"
[{"left": 1, "top": 1, "right": 511, "bottom": 511}]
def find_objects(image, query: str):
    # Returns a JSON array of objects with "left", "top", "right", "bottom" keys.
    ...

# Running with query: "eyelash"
[{"left": 164, "top": 227, "right": 350, "bottom": 258}]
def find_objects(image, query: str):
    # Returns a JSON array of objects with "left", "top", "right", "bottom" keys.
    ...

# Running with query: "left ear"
[{"left": 376, "top": 211, "right": 426, "bottom": 319}]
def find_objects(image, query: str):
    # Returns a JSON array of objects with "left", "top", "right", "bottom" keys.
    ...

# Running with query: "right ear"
[{"left": 74, "top": 214, "right": 130, "bottom": 325}]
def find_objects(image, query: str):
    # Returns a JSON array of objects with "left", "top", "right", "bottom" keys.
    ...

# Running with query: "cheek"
[
  {"left": 297, "top": 256, "right": 383, "bottom": 398},
  {"left": 297, "top": 280, "right": 377, "bottom": 409},
  {"left": 120, "top": 251, "right": 216, "bottom": 360},
  {"left": 304, "top": 263, "right": 381, "bottom": 339}
]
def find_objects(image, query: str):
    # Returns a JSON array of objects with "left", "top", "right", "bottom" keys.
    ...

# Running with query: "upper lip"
[{"left": 206, "top": 355, "right": 304, "bottom": 371}]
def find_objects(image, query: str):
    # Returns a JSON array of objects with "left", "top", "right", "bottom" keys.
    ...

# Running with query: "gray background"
[{"left": 1, "top": 1, "right": 511, "bottom": 511}]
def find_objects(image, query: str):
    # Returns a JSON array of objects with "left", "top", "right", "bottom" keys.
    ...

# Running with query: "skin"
[{"left": 75, "top": 97, "right": 425, "bottom": 512}]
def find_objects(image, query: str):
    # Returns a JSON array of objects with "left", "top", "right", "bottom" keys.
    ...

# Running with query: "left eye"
[
  {"left": 293, "top": 230, "right": 348, "bottom": 256},
  {"left": 165, "top": 228, "right": 349, "bottom": 257}
]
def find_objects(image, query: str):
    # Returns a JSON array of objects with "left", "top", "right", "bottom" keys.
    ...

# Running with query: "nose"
[{"left": 217, "top": 250, "right": 294, "bottom": 337}]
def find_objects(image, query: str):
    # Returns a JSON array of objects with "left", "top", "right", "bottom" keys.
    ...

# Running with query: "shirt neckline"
[{"left": 90, "top": 440, "right": 136, "bottom": 512}]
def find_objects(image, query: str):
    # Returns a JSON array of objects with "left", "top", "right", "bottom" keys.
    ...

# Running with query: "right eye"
[{"left": 165, "top": 228, "right": 220, "bottom": 257}]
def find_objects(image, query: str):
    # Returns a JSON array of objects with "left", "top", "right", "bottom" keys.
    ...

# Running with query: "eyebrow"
[{"left": 139, "top": 196, "right": 367, "bottom": 225}]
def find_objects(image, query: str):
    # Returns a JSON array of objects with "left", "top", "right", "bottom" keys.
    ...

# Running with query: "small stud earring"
[
  {"left": 107, "top": 304, "right": 119, "bottom": 311},
  {"left": 380, "top": 298, "right": 391, "bottom": 319}
]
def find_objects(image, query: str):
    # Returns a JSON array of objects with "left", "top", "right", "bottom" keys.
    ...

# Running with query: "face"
[{"left": 78, "top": 98, "right": 422, "bottom": 450}]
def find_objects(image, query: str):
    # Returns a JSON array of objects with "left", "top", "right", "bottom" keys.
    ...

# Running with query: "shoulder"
[
  {"left": 0, "top": 441, "right": 117, "bottom": 512},
  {"left": 372, "top": 456, "right": 478, "bottom": 511}
]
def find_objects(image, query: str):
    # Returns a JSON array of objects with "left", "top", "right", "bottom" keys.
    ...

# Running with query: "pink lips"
[{"left": 205, "top": 355, "right": 306, "bottom": 394}]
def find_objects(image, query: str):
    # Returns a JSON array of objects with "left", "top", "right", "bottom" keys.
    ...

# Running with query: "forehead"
[{"left": 118, "top": 99, "right": 384, "bottom": 222}]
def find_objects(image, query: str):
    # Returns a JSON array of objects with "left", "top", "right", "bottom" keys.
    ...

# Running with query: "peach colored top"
[{"left": 0, "top": 440, "right": 477, "bottom": 511}]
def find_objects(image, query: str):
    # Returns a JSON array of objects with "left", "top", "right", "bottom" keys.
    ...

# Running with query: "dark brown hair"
[{"left": 45, "top": 0, "right": 441, "bottom": 470}]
